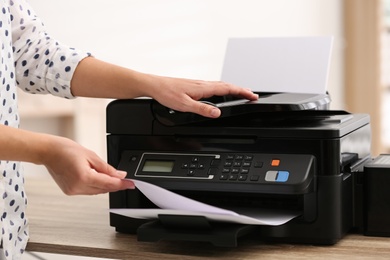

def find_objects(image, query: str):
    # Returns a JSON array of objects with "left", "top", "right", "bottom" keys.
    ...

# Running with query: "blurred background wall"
[{"left": 20, "top": 0, "right": 390, "bottom": 177}]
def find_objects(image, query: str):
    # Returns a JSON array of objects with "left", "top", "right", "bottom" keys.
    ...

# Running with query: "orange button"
[{"left": 271, "top": 159, "right": 280, "bottom": 167}]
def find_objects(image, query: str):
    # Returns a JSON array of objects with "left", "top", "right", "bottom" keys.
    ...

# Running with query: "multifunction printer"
[{"left": 106, "top": 93, "right": 390, "bottom": 246}]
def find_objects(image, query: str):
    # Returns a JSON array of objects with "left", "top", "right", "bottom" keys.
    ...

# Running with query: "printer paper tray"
[
  {"left": 110, "top": 179, "right": 300, "bottom": 226},
  {"left": 110, "top": 208, "right": 299, "bottom": 226}
]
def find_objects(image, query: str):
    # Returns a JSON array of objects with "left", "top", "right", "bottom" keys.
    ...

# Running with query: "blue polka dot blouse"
[{"left": 0, "top": 1, "right": 90, "bottom": 259}]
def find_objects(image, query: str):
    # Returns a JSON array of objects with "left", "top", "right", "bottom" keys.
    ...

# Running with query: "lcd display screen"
[{"left": 142, "top": 160, "right": 174, "bottom": 172}]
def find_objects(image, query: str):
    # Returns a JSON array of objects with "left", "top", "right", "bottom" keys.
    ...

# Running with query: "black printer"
[{"left": 106, "top": 92, "right": 389, "bottom": 246}]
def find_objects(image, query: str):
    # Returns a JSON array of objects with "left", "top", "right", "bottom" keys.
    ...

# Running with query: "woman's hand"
[
  {"left": 0, "top": 125, "right": 133, "bottom": 195},
  {"left": 41, "top": 135, "right": 134, "bottom": 195},
  {"left": 145, "top": 75, "right": 259, "bottom": 118}
]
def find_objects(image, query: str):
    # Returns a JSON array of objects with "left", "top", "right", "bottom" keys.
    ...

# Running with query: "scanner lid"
[{"left": 152, "top": 92, "right": 331, "bottom": 126}]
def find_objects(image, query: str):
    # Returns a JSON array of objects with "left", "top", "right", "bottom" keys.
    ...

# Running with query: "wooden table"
[{"left": 25, "top": 176, "right": 390, "bottom": 259}]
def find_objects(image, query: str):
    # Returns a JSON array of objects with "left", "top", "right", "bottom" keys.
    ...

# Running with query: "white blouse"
[{"left": 0, "top": 0, "right": 89, "bottom": 259}]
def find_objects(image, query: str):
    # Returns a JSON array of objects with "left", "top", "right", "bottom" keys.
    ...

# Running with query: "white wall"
[
  {"left": 28, "top": 0, "right": 344, "bottom": 107},
  {"left": 22, "top": 0, "right": 344, "bottom": 164}
]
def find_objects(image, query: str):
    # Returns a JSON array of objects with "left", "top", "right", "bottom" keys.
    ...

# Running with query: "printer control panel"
[{"left": 118, "top": 151, "right": 315, "bottom": 186}]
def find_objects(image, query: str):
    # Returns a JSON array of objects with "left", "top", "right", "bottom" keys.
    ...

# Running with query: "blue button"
[{"left": 276, "top": 171, "right": 289, "bottom": 182}]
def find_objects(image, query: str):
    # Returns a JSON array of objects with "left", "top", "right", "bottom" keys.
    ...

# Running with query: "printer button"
[
  {"left": 238, "top": 175, "right": 247, "bottom": 181},
  {"left": 188, "top": 170, "right": 195, "bottom": 176},
  {"left": 244, "top": 155, "right": 253, "bottom": 161},
  {"left": 276, "top": 171, "right": 289, "bottom": 182},
  {"left": 240, "top": 168, "right": 249, "bottom": 174},
  {"left": 181, "top": 163, "right": 189, "bottom": 169},
  {"left": 220, "top": 174, "right": 228, "bottom": 180},
  {"left": 235, "top": 155, "right": 244, "bottom": 161},
  {"left": 224, "top": 161, "right": 233, "bottom": 167},
  {"left": 231, "top": 168, "right": 239, "bottom": 174},
  {"left": 242, "top": 162, "right": 251, "bottom": 167},
  {"left": 229, "top": 174, "right": 238, "bottom": 181},
  {"left": 271, "top": 159, "right": 280, "bottom": 167},
  {"left": 226, "top": 155, "right": 234, "bottom": 160},
  {"left": 254, "top": 162, "right": 264, "bottom": 168},
  {"left": 250, "top": 175, "right": 260, "bottom": 181},
  {"left": 265, "top": 171, "right": 278, "bottom": 181},
  {"left": 233, "top": 162, "right": 242, "bottom": 167}
]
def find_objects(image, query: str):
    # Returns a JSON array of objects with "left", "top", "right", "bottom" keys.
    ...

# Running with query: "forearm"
[
  {"left": 0, "top": 124, "right": 51, "bottom": 165},
  {"left": 70, "top": 57, "right": 156, "bottom": 99}
]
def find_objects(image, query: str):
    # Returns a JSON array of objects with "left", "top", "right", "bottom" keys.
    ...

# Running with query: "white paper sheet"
[
  {"left": 110, "top": 179, "right": 300, "bottom": 226},
  {"left": 221, "top": 36, "right": 333, "bottom": 94}
]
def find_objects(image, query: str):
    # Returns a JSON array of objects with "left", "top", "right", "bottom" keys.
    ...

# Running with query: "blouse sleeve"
[{"left": 11, "top": 0, "right": 91, "bottom": 99}]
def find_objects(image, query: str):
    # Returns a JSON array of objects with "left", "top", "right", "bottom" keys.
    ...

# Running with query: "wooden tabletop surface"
[{"left": 24, "top": 176, "right": 390, "bottom": 259}]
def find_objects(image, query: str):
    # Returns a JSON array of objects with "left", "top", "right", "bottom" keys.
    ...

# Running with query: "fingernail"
[
  {"left": 210, "top": 108, "right": 221, "bottom": 118},
  {"left": 117, "top": 170, "right": 127, "bottom": 177}
]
